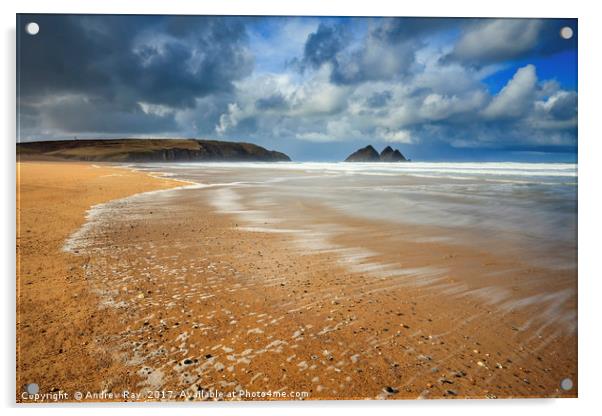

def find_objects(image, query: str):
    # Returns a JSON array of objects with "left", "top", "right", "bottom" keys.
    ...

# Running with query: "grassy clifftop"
[{"left": 17, "top": 138, "right": 291, "bottom": 162}]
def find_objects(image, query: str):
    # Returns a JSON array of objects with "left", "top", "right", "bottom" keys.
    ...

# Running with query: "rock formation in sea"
[
  {"left": 344, "top": 145, "right": 408, "bottom": 162},
  {"left": 379, "top": 146, "right": 407, "bottom": 162},
  {"left": 344, "top": 145, "right": 381, "bottom": 162}
]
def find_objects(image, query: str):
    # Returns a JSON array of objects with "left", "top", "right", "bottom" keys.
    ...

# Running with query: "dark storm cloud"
[
  {"left": 302, "top": 23, "right": 348, "bottom": 70},
  {"left": 19, "top": 15, "right": 253, "bottom": 106},
  {"left": 298, "top": 18, "right": 445, "bottom": 85},
  {"left": 369, "top": 17, "right": 457, "bottom": 42},
  {"left": 546, "top": 91, "right": 577, "bottom": 120},
  {"left": 45, "top": 97, "right": 179, "bottom": 134},
  {"left": 19, "top": 96, "right": 180, "bottom": 139},
  {"left": 17, "top": 14, "right": 254, "bottom": 138}
]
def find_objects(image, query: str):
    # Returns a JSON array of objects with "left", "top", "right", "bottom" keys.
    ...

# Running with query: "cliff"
[{"left": 17, "top": 138, "right": 291, "bottom": 163}]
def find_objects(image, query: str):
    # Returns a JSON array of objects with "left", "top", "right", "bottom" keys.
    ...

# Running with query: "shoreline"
[{"left": 17, "top": 161, "right": 577, "bottom": 401}]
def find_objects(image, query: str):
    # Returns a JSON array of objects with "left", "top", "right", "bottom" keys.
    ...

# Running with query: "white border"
[{"left": 3, "top": 1, "right": 600, "bottom": 415}]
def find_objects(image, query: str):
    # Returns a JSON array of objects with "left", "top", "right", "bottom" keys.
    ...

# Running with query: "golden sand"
[
  {"left": 16, "top": 161, "right": 577, "bottom": 401},
  {"left": 16, "top": 162, "right": 184, "bottom": 400}
]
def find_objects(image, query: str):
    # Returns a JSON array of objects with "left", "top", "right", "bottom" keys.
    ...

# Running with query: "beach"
[
  {"left": 16, "top": 161, "right": 577, "bottom": 401},
  {"left": 16, "top": 162, "right": 186, "bottom": 400}
]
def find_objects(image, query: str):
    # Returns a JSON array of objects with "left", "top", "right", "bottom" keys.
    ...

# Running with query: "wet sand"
[{"left": 16, "top": 161, "right": 577, "bottom": 401}]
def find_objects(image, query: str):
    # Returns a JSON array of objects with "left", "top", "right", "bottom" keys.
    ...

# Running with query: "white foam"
[
  {"left": 63, "top": 182, "right": 204, "bottom": 253},
  {"left": 145, "top": 161, "right": 577, "bottom": 181}
]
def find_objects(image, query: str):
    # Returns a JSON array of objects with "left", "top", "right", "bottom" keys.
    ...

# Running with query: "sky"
[{"left": 17, "top": 15, "right": 578, "bottom": 162}]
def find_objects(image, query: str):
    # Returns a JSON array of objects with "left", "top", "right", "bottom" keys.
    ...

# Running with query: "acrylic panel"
[{"left": 16, "top": 14, "right": 577, "bottom": 402}]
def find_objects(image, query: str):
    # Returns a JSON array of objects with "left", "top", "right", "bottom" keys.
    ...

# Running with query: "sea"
[{"left": 135, "top": 161, "right": 577, "bottom": 271}]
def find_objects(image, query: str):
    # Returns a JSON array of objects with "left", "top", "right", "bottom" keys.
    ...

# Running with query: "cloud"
[
  {"left": 22, "top": 94, "right": 178, "bottom": 138},
  {"left": 420, "top": 91, "right": 487, "bottom": 121},
  {"left": 255, "top": 94, "right": 289, "bottom": 110},
  {"left": 369, "top": 17, "right": 456, "bottom": 42},
  {"left": 447, "top": 18, "right": 577, "bottom": 65},
  {"left": 213, "top": 56, "right": 575, "bottom": 154},
  {"left": 18, "top": 15, "right": 577, "bottom": 159},
  {"left": 482, "top": 64, "right": 538, "bottom": 119},
  {"left": 450, "top": 20, "right": 542, "bottom": 63},
  {"left": 296, "top": 18, "right": 432, "bottom": 85},
  {"left": 18, "top": 15, "right": 253, "bottom": 138},
  {"left": 214, "top": 68, "right": 353, "bottom": 139},
  {"left": 378, "top": 129, "right": 413, "bottom": 144},
  {"left": 302, "top": 23, "right": 348, "bottom": 70},
  {"left": 531, "top": 90, "right": 578, "bottom": 130},
  {"left": 537, "top": 90, "right": 577, "bottom": 120},
  {"left": 248, "top": 17, "right": 321, "bottom": 73},
  {"left": 366, "top": 91, "right": 392, "bottom": 108}
]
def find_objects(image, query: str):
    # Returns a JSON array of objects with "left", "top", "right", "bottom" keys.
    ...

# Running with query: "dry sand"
[
  {"left": 16, "top": 161, "right": 185, "bottom": 400},
  {"left": 16, "top": 161, "right": 577, "bottom": 402}
]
